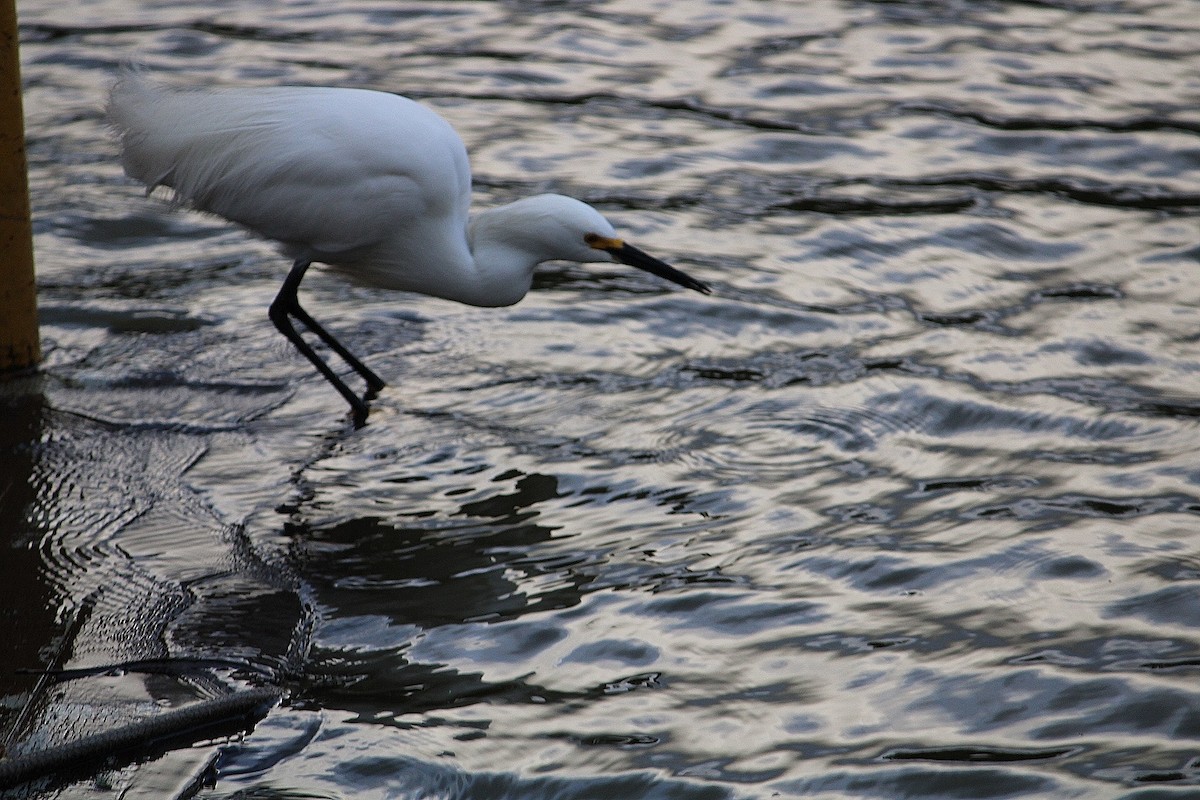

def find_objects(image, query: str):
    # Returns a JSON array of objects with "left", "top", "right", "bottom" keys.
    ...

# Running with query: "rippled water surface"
[{"left": 6, "top": 0, "right": 1200, "bottom": 797}]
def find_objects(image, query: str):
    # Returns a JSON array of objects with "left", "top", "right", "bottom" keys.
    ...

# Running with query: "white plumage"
[{"left": 108, "top": 71, "right": 709, "bottom": 424}]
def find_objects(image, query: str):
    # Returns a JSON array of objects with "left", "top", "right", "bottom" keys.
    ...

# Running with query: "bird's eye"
[{"left": 584, "top": 233, "right": 602, "bottom": 246}]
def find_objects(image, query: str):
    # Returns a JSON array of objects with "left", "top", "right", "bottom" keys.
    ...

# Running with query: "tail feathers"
[
  {"left": 107, "top": 70, "right": 281, "bottom": 212},
  {"left": 108, "top": 69, "right": 184, "bottom": 195}
]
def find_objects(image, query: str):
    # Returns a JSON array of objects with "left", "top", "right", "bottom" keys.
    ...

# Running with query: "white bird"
[{"left": 107, "top": 71, "right": 710, "bottom": 426}]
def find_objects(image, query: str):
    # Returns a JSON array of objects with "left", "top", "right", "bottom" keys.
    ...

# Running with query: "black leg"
[
  {"left": 268, "top": 258, "right": 384, "bottom": 425},
  {"left": 287, "top": 297, "right": 386, "bottom": 395}
]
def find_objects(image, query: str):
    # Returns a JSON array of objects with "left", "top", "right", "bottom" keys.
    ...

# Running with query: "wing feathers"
[{"left": 108, "top": 71, "right": 470, "bottom": 257}]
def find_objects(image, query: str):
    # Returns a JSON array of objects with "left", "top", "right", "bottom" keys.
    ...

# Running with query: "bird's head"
[{"left": 472, "top": 194, "right": 711, "bottom": 295}]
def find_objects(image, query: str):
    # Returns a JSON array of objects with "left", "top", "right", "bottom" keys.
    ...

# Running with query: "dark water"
[{"left": 6, "top": 0, "right": 1200, "bottom": 797}]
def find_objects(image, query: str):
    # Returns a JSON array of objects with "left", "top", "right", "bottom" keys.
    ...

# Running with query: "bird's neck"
[{"left": 462, "top": 207, "right": 544, "bottom": 307}]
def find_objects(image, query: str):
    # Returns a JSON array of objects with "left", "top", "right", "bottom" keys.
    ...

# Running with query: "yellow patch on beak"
[{"left": 584, "top": 233, "right": 625, "bottom": 251}]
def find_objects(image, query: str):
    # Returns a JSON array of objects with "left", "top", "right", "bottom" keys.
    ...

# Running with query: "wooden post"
[{"left": 0, "top": 0, "right": 39, "bottom": 373}]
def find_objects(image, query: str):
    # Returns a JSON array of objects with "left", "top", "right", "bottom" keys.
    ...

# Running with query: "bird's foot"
[
  {"left": 349, "top": 395, "right": 371, "bottom": 429},
  {"left": 363, "top": 375, "right": 386, "bottom": 400}
]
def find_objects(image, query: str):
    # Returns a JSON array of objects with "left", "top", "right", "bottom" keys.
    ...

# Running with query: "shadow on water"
[{"left": 289, "top": 474, "right": 586, "bottom": 716}]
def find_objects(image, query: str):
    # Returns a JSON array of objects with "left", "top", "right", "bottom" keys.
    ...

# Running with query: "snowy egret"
[{"left": 108, "top": 71, "right": 710, "bottom": 426}]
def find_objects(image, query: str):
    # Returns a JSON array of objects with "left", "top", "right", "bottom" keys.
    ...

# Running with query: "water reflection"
[{"left": 0, "top": 378, "right": 57, "bottom": 751}]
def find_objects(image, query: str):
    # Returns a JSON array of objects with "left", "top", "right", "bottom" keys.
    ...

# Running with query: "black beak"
[{"left": 611, "top": 242, "right": 711, "bottom": 295}]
